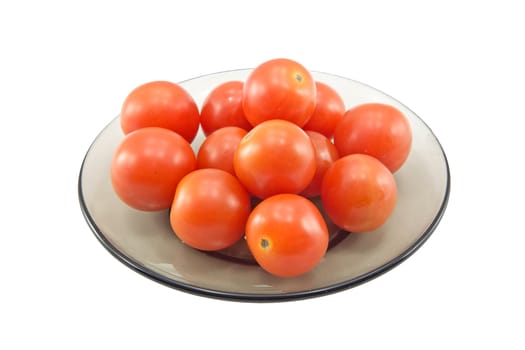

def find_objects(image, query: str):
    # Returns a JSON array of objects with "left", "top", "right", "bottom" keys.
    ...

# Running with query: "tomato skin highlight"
[
  {"left": 302, "top": 81, "right": 345, "bottom": 139},
  {"left": 111, "top": 127, "right": 196, "bottom": 211},
  {"left": 242, "top": 58, "right": 316, "bottom": 127},
  {"left": 170, "top": 169, "right": 251, "bottom": 251},
  {"left": 334, "top": 103, "right": 412, "bottom": 173},
  {"left": 245, "top": 194, "right": 329, "bottom": 277},
  {"left": 301, "top": 131, "right": 340, "bottom": 198},
  {"left": 120, "top": 81, "right": 200, "bottom": 143},
  {"left": 200, "top": 81, "right": 252, "bottom": 136},
  {"left": 321, "top": 154, "right": 397, "bottom": 233},
  {"left": 233, "top": 119, "right": 316, "bottom": 199},
  {"left": 196, "top": 126, "right": 247, "bottom": 176}
]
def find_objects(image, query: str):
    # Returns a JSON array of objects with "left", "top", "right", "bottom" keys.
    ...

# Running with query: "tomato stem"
[{"left": 260, "top": 238, "right": 269, "bottom": 249}]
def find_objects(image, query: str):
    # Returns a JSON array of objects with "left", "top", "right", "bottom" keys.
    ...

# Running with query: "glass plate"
[{"left": 78, "top": 69, "right": 450, "bottom": 302}]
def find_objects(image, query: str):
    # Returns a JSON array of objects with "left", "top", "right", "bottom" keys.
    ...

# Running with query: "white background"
[{"left": 1, "top": 1, "right": 524, "bottom": 349}]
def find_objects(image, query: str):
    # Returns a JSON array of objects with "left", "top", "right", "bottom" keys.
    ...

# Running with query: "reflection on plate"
[{"left": 78, "top": 69, "right": 450, "bottom": 302}]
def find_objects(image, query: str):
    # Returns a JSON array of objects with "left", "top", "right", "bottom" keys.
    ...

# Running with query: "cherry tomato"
[
  {"left": 234, "top": 119, "right": 316, "bottom": 198},
  {"left": 170, "top": 169, "right": 251, "bottom": 251},
  {"left": 120, "top": 81, "right": 200, "bottom": 143},
  {"left": 321, "top": 154, "right": 397, "bottom": 233},
  {"left": 334, "top": 103, "right": 412, "bottom": 173},
  {"left": 111, "top": 127, "right": 196, "bottom": 211},
  {"left": 196, "top": 126, "right": 247, "bottom": 175},
  {"left": 302, "top": 81, "right": 345, "bottom": 139},
  {"left": 245, "top": 194, "right": 329, "bottom": 277},
  {"left": 242, "top": 58, "right": 316, "bottom": 127},
  {"left": 200, "top": 81, "right": 252, "bottom": 136},
  {"left": 301, "top": 131, "right": 339, "bottom": 198}
]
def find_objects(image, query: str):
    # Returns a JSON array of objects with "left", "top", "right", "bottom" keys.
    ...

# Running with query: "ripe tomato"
[
  {"left": 120, "top": 81, "right": 200, "bottom": 143},
  {"left": 200, "top": 81, "right": 252, "bottom": 136},
  {"left": 111, "top": 127, "right": 196, "bottom": 211},
  {"left": 242, "top": 58, "right": 316, "bottom": 127},
  {"left": 321, "top": 154, "right": 397, "bottom": 233},
  {"left": 334, "top": 103, "right": 412, "bottom": 173},
  {"left": 301, "top": 131, "right": 339, "bottom": 198},
  {"left": 302, "top": 81, "right": 345, "bottom": 139},
  {"left": 234, "top": 119, "right": 316, "bottom": 198},
  {"left": 170, "top": 169, "right": 251, "bottom": 251},
  {"left": 245, "top": 194, "right": 329, "bottom": 277},
  {"left": 196, "top": 126, "right": 247, "bottom": 175}
]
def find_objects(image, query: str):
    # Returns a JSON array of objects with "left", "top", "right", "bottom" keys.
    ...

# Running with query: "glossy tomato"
[
  {"left": 200, "top": 81, "right": 252, "bottom": 136},
  {"left": 302, "top": 81, "right": 345, "bottom": 139},
  {"left": 120, "top": 81, "right": 200, "bottom": 143},
  {"left": 111, "top": 127, "right": 196, "bottom": 211},
  {"left": 321, "top": 154, "right": 397, "bottom": 233},
  {"left": 242, "top": 58, "right": 316, "bottom": 127},
  {"left": 196, "top": 126, "right": 247, "bottom": 175},
  {"left": 234, "top": 119, "right": 316, "bottom": 198},
  {"left": 334, "top": 103, "right": 412, "bottom": 173},
  {"left": 301, "top": 131, "right": 339, "bottom": 198},
  {"left": 170, "top": 169, "right": 251, "bottom": 251},
  {"left": 245, "top": 194, "right": 329, "bottom": 277}
]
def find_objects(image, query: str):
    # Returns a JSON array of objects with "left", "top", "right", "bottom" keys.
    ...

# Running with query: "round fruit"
[
  {"left": 242, "top": 58, "right": 316, "bottom": 127},
  {"left": 170, "top": 169, "right": 251, "bottom": 251},
  {"left": 302, "top": 81, "right": 345, "bottom": 138},
  {"left": 120, "top": 80, "right": 200, "bottom": 143},
  {"left": 245, "top": 194, "right": 329, "bottom": 277},
  {"left": 234, "top": 119, "right": 316, "bottom": 198},
  {"left": 321, "top": 154, "right": 397, "bottom": 233},
  {"left": 111, "top": 127, "right": 196, "bottom": 211},
  {"left": 334, "top": 103, "right": 412, "bottom": 173},
  {"left": 200, "top": 81, "right": 252, "bottom": 136}
]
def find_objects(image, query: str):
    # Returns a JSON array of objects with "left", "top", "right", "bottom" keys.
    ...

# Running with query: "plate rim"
[{"left": 77, "top": 68, "right": 451, "bottom": 302}]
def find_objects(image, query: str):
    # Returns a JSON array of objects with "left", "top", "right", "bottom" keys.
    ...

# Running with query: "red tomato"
[
  {"left": 196, "top": 126, "right": 247, "bottom": 175},
  {"left": 200, "top": 81, "right": 252, "bottom": 136},
  {"left": 321, "top": 154, "right": 397, "bottom": 233},
  {"left": 302, "top": 81, "right": 345, "bottom": 139},
  {"left": 301, "top": 131, "right": 339, "bottom": 198},
  {"left": 245, "top": 194, "right": 329, "bottom": 277},
  {"left": 170, "top": 169, "right": 251, "bottom": 251},
  {"left": 111, "top": 127, "right": 196, "bottom": 211},
  {"left": 120, "top": 81, "right": 200, "bottom": 143},
  {"left": 234, "top": 119, "right": 316, "bottom": 198},
  {"left": 242, "top": 58, "right": 316, "bottom": 127},
  {"left": 334, "top": 103, "right": 412, "bottom": 173}
]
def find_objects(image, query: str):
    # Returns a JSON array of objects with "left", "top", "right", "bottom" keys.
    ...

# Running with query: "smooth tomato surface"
[
  {"left": 111, "top": 127, "right": 196, "bottom": 211},
  {"left": 120, "top": 81, "right": 200, "bottom": 143},
  {"left": 334, "top": 103, "right": 412, "bottom": 173},
  {"left": 170, "top": 169, "right": 251, "bottom": 251},
  {"left": 242, "top": 58, "right": 316, "bottom": 127},
  {"left": 301, "top": 131, "right": 339, "bottom": 198},
  {"left": 234, "top": 119, "right": 316, "bottom": 198},
  {"left": 321, "top": 154, "right": 397, "bottom": 233},
  {"left": 302, "top": 81, "right": 345, "bottom": 138},
  {"left": 245, "top": 194, "right": 329, "bottom": 277},
  {"left": 200, "top": 81, "right": 252, "bottom": 136},
  {"left": 196, "top": 126, "right": 247, "bottom": 175}
]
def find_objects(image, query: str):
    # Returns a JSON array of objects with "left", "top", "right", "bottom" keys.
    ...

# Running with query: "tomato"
[
  {"left": 333, "top": 103, "right": 412, "bottom": 173},
  {"left": 245, "top": 194, "right": 329, "bottom": 277},
  {"left": 196, "top": 126, "right": 247, "bottom": 176},
  {"left": 234, "top": 119, "right": 316, "bottom": 198},
  {"left": 242, "top": 58, "right": 316, "bottom": 127},
  {"left": 321, "top": 154, "right": 397, "bottom": 233},
  {"left": 301, "top": 131, "right": 339, "bottom": 198},
  {"left": 111, "top": 127, "right": 196, "bottom": 211},
  {"left": 200, "top": 81, "right": 252, "bottom": 136},
  {"left": 302, "top": 81, "right": 345, "bottom": 139},
  {"left": 170, "top": 169, "right": 251, "bottom": 251},
  {"left": 120, "top": 81, "right": 200, "bottom": 143}
]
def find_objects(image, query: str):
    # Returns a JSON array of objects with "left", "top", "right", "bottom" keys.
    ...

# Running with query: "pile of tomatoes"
[{"left": 110, "top": 58, "right": 412, "bottom": 278}]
